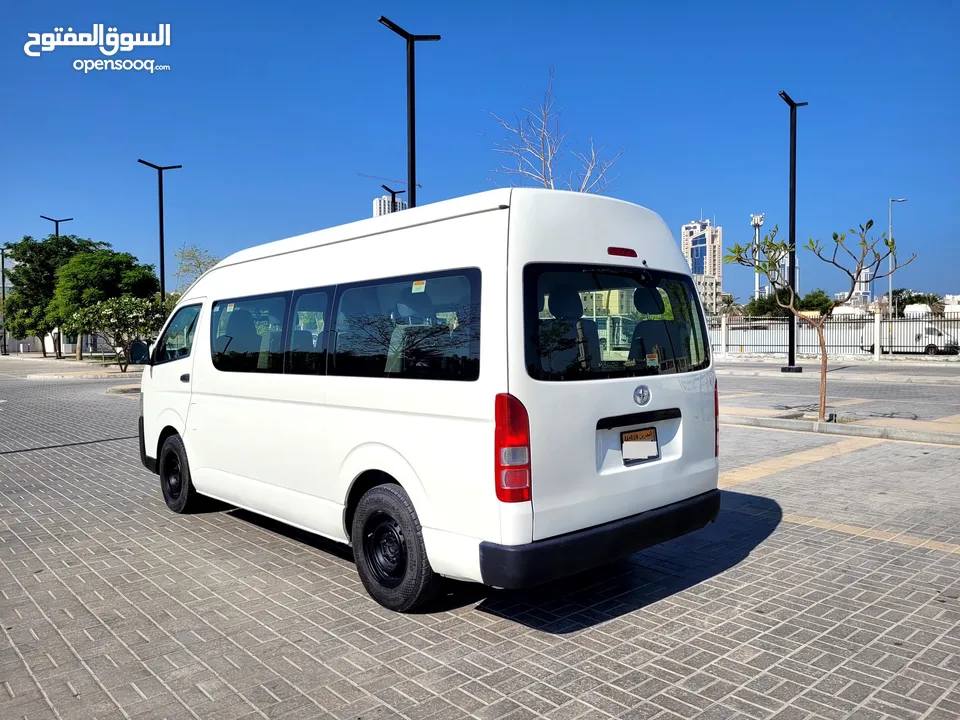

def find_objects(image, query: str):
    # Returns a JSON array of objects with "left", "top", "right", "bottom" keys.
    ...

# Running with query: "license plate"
[{"left": 621, "top": 427, "right": 659, "bottom": 464}]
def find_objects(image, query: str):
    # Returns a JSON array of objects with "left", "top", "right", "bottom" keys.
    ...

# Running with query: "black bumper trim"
[
  {"left": 596, "top": 407, "right": 681, "bottom": 431},
  {"left": 479, "top": 489, "right": 721, "bottom": 589},
  {"left": 139, "top": 417, "right": 157, "bottom": 474}
]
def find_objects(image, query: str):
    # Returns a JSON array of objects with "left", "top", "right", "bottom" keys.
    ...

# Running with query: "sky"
[{"left": 1, "top": 0, "right": 958, "bottom": 302}]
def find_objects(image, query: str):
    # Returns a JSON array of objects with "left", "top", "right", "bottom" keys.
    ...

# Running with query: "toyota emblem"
[{"left": 633, "top": 385, "right": 651, "bottom": 406}]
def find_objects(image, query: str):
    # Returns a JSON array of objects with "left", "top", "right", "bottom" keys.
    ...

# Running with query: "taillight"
[
  {"left": 495, "top": 393, "right": 531, "bottom": 503},
  {"left": 714, "top": 379, "right": 719, "bottom": 457}
]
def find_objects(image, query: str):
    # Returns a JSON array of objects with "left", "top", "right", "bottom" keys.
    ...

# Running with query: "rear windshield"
[{"left": 523, "top": 263, "right": 710, "bottom": 381}]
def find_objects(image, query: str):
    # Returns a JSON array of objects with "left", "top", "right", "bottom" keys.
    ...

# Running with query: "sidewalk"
[{"left": 716, "top": 358, "right": 960, "bottom": 385}]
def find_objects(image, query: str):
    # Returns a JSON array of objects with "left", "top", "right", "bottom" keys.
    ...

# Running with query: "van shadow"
[
  {"left": 431, "top": 490, "right": 782, "bottom": 632},
  {"left": 224, "top": 490, "right": 781, "bottom": 634}
]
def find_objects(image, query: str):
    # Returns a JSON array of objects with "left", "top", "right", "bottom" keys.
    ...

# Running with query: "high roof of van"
[{"left": 212, "top": 188, "right": 658, "bottom": 270}]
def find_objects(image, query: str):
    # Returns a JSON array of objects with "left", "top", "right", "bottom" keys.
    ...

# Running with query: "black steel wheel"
[
  {"left": 925, "top": 344, "right": 939, "bottom": 356},
  {"left": 362, "top": 511, "right": 407, "bottom": 588},
  {"left": 158, "top": 434, "right": 203, "bottom": 513},
  {"left": 351, "top": 483, "right": 439, "bottom": 612}
]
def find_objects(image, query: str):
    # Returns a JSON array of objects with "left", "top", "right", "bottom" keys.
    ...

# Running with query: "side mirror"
[{"left": 130, "top": 339, "right": 151, "bottom": 365}]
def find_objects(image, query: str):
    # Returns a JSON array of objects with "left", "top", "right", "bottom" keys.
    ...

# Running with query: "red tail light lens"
[
  {"left": 495, "top": 393, "right": 531, "bottom": 503},
  {"left": 607, "top": 246, "right": 638, "bottom": 258},
  {"left": 714, "top": 379, "right": 719, "bottom": 457}
]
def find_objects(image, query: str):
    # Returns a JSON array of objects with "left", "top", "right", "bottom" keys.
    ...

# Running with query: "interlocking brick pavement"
[{"left": 2, "top": 363, "right": 960, "bottom": 719}]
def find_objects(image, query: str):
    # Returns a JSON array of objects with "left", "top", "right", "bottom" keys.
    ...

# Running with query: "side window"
[
  {"left": 154, "top": 304, "right": 202, "bottom": 365},
  {"left": 210, "top": 294, "right": 288, "bottom": 373},
  {"left": 925, "top": 327, "right": 938, "bottom": 337},
  {"left": 331, "top": 269, "right": 481, "bottom": 381},
  {"left": 288, "top": 289, "right": 331, "bottom": 375}
]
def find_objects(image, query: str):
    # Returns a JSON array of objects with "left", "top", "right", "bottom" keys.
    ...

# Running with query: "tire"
[
  {"left": 925, "top": 344, "right": 939, "bottom": 356},
  {"left": 158, "top": 434, "right": 204, "bottom": 513},
  {"left": 351, "top": 483, "right": 439, "bottom": 612}
]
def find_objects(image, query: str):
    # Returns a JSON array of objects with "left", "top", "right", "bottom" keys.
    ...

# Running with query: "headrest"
[
  {"left": 224, "top": 308, "right": 257, "bottom": 336},
  {"left": 395, "top": 287, "right": 433, "bottom": 320},
  {"left": 634, "top": 287, "right": 665, "bottom": 315},
  {"left": 548, "top": 285, "right": 584, "bottom": 320}
]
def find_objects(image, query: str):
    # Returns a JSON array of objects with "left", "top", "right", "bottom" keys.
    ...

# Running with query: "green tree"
[
  {"left": 891, "top": 289, "right": 943, "bottom": 317},
  {"left": 2, "top": 234, "right": 106, "bottom": 357},
  {"left": 742, "top": 290, "right": 792, "bottom": 317},
  {"left": 799, "top": 289, "right": 833, "bottom": 315},
  {"left": 73, "top": 295, "right": 167, "bottom": 372},
  {"left": 49, "top": 249, "right": 159, "bottom": 359},
  {"left": 726, "top": 221, "right": 915, "bottom": 422}
]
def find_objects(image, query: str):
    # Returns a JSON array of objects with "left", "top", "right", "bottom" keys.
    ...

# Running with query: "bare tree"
[
  {"left": 725, "top": 220, "right": 915, "bottom": 421},
  {"left": 173, "top": 242, "right": 221, "bottom": 293},
  {"left": 485, "top": 68, "right": 623, "bottom": 194}
]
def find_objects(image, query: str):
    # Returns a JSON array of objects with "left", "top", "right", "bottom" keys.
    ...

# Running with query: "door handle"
[{"left": 180, "top": 374, "right": 190, "bottom": 383}]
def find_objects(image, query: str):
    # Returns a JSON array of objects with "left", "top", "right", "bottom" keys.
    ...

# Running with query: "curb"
[
  {"left": 105, "top": 385, "right": 141, "bottom": 395},
  {"left": 714, "top": 369, "right": 960, "bottom": 386},
  {"left": 719, "top": 413, "right": 960, "bottom": 447},
  {"left": 27, "top": 371, "right": 143, "bottom": 380}
]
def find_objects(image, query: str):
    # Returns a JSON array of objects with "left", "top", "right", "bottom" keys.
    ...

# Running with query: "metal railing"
[{"left": 708, "top": 312, "right": 960, "bottom": 358}]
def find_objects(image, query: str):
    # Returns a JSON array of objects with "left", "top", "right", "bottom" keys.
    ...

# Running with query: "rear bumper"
[
  {"left": 139, "top": 417, "right": 157, "bottom": 474},
  {"left": 478, "top": 489, "right": 721, "bottom": 589}
]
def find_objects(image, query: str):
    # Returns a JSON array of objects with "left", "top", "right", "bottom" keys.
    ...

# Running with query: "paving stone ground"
[
  {"left": 2, "top": 358, "right": 960, "bottom": 720},
  {"left": 717, "top": 375, "right": 960, "bottom": 424}
]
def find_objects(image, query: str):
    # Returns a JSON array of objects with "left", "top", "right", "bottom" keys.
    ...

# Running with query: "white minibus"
[{"left": 137, "top": 189, "right": 720, "bottom": 612}]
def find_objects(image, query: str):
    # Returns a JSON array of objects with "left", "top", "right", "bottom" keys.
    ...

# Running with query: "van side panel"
[{"left": 183, "top": 209, "right": 509, "bottom": 583}]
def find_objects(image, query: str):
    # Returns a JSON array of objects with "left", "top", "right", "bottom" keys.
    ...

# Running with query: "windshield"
[{"left": 523, "top": 263, "right": 710, "bottom": 381}]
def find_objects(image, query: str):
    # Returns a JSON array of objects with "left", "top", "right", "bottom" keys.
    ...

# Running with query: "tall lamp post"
[
  {"left": 378, "top": 16, "right": 440, "bottom": 210},
  {"left": 1, "top": 243, "right": 9, "bottom": 356},
  {"left": 381, "top": 184, "right": 406, "bottom": 213},
  {"left": 888, "top": 197, "right": 907, "bottom": 318},
  {"left": 750, "top": 213, "right": 764, "bottom": 300},
  {"left": 40, "top": 215, "right": 73, "bottom": 238},
  {"left": 138, "top": 159, "right": 182, "bottom": 304},
  {"left": 779, "top": 90, "right": 807, "bottom": 373},
  {"left": 40, "top": 215, "right": 73, "bottom": 357}
]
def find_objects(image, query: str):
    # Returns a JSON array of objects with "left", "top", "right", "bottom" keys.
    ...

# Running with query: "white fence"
[{"left": 707, "top": 313, "right": 960, "bottom": 358}]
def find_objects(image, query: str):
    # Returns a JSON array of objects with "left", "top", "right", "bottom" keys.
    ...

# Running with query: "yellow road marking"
[
  {"left": 732, "top": 505, "right": 960, "bottom": 554},
  {"left": 718, "top": 437, "right": 884, "bottom": 489},
  {"left": 828, "top": 398, "right": 871, "bottom": 407},
  {"left": 934, "top": 413, "right": 960, "bottom": 424},
  {"left": 718, "top": 392, "right": 762, "bottom": 400},
  {"left": 718, "top": 406, "right": 786, "bottom": 418}
]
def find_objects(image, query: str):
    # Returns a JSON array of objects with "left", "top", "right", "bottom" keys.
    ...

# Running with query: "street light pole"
[
  {"left": 750, "top": 213, "right": 764, "bottom": 300},
  {"left": 138, "top": 159, "right": 182, "bottom": 304},
  {"left": 40, "top": 215, "right": 73, "bottom": 239},
  {"left": 39, "top": 215, "right": 73, "bottom": 357},
  {"left": 378, "top": 16, "right": 440, "bottom": 210},
  {"left": 1, "top": 244, "right": 8, "bottom": 355},
  {"left": 888, "top": 197, "right": 907, "bottom": 318},
  {"left": 779, "top": 90, "right": 807, "bottom": 374},
  {"left": 381, "top": 184, "right": 406, "bottom": 213}
]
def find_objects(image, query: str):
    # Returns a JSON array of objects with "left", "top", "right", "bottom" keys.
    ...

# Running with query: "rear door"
[{"left": 515, "top": 264, "right": 717, "bottom": 540}]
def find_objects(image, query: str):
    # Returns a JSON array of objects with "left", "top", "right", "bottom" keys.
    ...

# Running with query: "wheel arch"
[{"left": 338, "top": 443, "right": 431, "bottom": 542}]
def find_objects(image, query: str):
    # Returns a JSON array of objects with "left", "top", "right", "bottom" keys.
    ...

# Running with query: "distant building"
[
  {"left": 680, "top": 219, "right": 724, "bottom": 314},
  {"left": 373, "top": 195, "right": 407, "bottom": 217}
]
